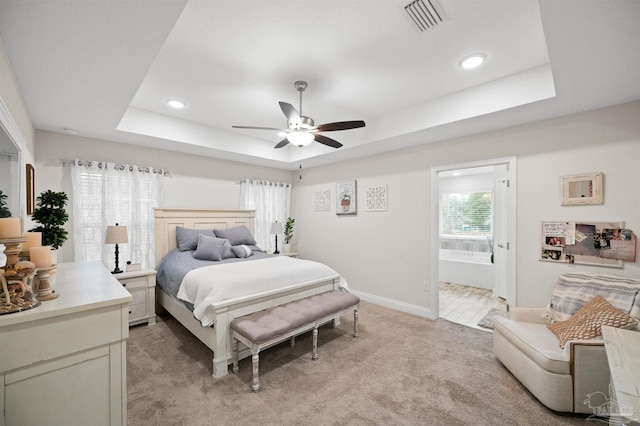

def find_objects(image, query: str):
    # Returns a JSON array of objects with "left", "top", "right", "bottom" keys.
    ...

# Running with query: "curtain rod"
[
  {"left": 58, "top": 158, "right": 172, "bottom": 176},
  {"left": 240, "top": 179, "right": 291, "bottom": 187}
]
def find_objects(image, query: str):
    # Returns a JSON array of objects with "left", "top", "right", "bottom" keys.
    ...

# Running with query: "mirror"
[
  {"left": 0, "top": 126, "right": 20, "bottom": 218},
  {"left": 560, "top": 172, "right": 604, "bottom": 206}
]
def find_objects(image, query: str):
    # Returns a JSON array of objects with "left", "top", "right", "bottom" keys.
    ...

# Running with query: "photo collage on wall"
[{"left": 541, "top": 222, "right": 637, "bottom": 267}]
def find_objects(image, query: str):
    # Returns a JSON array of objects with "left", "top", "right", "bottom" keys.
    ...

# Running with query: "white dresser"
[
  {"left": 602, "top": 326, "right": 640, "bottom": 425},
  {"left": 0, "top": 261, "right": 131, "bottom": 426}
]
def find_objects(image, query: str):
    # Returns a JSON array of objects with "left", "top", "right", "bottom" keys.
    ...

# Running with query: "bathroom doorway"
[{"left": 430, "top": 158, "right": 516, "bottom": 329}]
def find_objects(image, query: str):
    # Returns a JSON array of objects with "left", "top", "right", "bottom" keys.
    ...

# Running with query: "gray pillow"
[
  {"left": 193, "top": 234, "right": 228, "bottom": 261},
  {"left": 176, "top": 226, "right": 215, "bottom": 251},
  {"left": 221, "top": 240, "right": 235, "bottom": 260},
  {"left": 231, "top": 244, "right": 253, "bottom": 258},
  {"left": 214, "top": 225, "right": 257, "bottom": 246}
]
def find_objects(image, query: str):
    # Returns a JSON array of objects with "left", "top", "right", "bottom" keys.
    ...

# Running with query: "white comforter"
[{"left": 176, "top": 256, "right": 348, "bottom": 327}]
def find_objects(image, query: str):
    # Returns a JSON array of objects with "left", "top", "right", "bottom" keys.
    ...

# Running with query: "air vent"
[{"left": 404, "top": 0, "right": 448, "bottom": 32}]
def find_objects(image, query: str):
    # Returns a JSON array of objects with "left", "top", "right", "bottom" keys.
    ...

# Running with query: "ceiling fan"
[{"left": 232, "top": 81, "right": 365, "bottom": 149}]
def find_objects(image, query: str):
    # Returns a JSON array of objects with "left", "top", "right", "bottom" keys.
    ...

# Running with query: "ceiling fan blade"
[
  {"left": 232, "top": 125, "right": 282, "bottom": 131},
  {"left": 316, "top": 120, "right": 366, "bottom": 132},
  {"left": 274, "top": 138, "right": 289, "bottom": 149},
  {"left": 279, "top": 102, "right": 301, "bottom": 124},
  {"left": 314, "top": 134, "right": 343, "bottom": 149}
]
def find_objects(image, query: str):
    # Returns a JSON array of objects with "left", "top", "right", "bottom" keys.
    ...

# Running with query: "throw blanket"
[
  {"left": 549, "top": 272, "right": 640, "bottom": 321},
  {"left": 177, "top": 256, "right": 347, "bottom": 327}
]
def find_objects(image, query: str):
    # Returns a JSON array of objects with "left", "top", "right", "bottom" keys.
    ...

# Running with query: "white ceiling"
[{"left": 0, "top": 0, "right": 639, "bottom": 170}]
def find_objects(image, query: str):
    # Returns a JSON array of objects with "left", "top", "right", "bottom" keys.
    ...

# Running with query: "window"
[
  {"left": 440, "top": 191, "right": 493, "bottom": 238},
  {"left": 239, "top": 179, "right": 291, "bottom": 252},
  {"left": 71, "top": 161, "right": 164, "bottom": 270}
]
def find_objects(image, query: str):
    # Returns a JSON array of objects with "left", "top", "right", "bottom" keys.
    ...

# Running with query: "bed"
[{"left": 154, "top": 208, "right": 345, "bottom": 379}]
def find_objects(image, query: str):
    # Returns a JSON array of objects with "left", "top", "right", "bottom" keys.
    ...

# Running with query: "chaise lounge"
[{"left": 493, "top": 272, "right": 640, "bottom": 413}]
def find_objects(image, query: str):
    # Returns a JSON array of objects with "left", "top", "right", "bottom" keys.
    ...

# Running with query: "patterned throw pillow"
[{"left": 547, "top": 295, "right": 638, "bottom": 348}]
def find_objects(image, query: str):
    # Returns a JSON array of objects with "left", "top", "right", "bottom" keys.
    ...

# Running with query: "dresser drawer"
[
  {"left": 119, "top": 275, "right": 148, "bottom": 290},
  {"left": 0, "top": 304, "right": 126, "bottom": 373}
]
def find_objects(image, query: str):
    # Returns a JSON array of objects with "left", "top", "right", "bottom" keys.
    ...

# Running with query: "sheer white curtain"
[
  {"left": 71, "top": 160, "right": 165, "bottom": 269},
  {"left": 239, "top": 179, "right": 291, "bottom": 253}
]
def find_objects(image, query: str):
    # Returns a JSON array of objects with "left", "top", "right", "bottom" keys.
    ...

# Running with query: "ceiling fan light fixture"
[
  {"left": 460, "top": 53, "right": 486, "bottom": 70},
  {"left": 287, "top": 131, "right": 314, "bottom": 147}
]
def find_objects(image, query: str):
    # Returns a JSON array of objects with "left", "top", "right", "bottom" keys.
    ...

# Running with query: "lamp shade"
[
  {"left": 270, "top": 222, "right": 283, "bottom": 235},
  {"left": 105, "top": 224, "right": 128, "bottom": 244}
]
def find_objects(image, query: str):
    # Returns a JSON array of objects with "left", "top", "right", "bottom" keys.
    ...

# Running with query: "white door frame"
[{"left": 429, "top": 156, "right": 517, "bottom": 320}]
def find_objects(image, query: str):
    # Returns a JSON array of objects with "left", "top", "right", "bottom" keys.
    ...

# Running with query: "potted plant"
[
  {"left": 340, "top": 193, "right": 351, "bottom": 213},
  {"left": 283, "top": 217, "right": 295, "bottom": 253},
  {"left": 0, "top": 190, "right": 11, "bottom": 218},
  {"left": 30, "top": 190, "right": 69, "bottom": 263}
]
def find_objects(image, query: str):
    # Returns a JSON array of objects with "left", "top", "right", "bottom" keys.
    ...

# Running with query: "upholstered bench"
[{"left": 230, "top": 290, "right": 360, "bottom": 391}]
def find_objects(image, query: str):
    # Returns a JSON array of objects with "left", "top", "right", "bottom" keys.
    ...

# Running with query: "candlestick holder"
[
  {"left": 34, "top": 266, "right": 59, "bottom": 301},
  {"left": 0, "top": 237, "right": 40, "bottom": 315}
]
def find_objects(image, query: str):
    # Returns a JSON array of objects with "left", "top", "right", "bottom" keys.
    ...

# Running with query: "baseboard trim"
[{"left": 350, "top": 290, "right": 435, "bottom": 319}]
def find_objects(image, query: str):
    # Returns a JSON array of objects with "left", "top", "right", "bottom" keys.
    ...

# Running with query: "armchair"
[{"left": 493, "top": 272, "right": 640, "bottom": 413}]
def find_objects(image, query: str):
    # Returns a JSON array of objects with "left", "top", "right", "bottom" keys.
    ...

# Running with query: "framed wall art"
[
  {"left": 365, "top": 185, "right": 387, "bottom": 211},
  {"left": 336, "top": 180, "right": 357, "bottom": 215},
  {"left": 560, "top": 172, "right": 603, "bottom": 205},
  {"left": 315, "top": 190, "right": 331, "bottom": 212},
  {"left": 26, "top": 163, "right": 35, "bottom": 215}
]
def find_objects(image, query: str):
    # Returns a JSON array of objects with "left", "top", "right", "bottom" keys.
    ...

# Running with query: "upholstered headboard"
[{"left": 154, "top": 208, "right": 255, "bottom": 266}]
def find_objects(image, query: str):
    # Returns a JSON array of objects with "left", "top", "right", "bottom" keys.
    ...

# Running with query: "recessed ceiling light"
[
  {"left": 452, "top": 171, "right": 461, "bottom": 176},
  {"left": 63, "top": 127, "right": 79, "bottom": 135},
  {"left": 166, "top": 99, "right": 186, "bottom": 109},
  {"left": 459, "top": 53, "right": 486, "bottom": 70}
]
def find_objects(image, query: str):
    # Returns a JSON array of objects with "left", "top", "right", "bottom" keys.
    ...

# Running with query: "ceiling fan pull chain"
[{"left": 299, "top": 146, "right": 303, "bottom": 180}]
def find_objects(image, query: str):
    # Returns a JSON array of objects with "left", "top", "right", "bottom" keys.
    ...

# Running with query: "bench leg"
[
  {"left": 251, "top": 352, "right": 260, "bottom": 392},
  {"left": 232, "top": 337, "right": 239, "bottom": 374},
  {"left": 354, "top": 309, "right": 359, "bottom": 338},
  {"left": 290, "top": 336, "right": 295, "bottom": 348},
  {"left": 312, "top": 328, "right": 318, "bottom": 360}
]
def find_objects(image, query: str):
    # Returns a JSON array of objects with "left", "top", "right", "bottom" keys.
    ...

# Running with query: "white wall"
[
  {"left": 33, "top": 130, "right": 293, "bottom": 263},
  {"left": 292, "top": 101, "right": 640, "bottom": 314},
  {"left": 29, "top": 101, "right": 640, "bottom": 315}
]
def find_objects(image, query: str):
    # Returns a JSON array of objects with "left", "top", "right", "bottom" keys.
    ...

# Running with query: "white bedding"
[{"left": 177, "top": 256, "right": 348, "bottom": 326}]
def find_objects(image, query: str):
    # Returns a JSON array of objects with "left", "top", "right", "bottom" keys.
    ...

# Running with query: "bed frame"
[{"left": 154, "top": 208, "right": 342, "bottom": 379}]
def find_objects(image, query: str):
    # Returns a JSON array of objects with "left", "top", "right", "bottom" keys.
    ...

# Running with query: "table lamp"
[
  {"left": 105, "top": 223, "right": 128, "bottom": 274},
  {"left": 270, "top": 221, "right": 283, "bottom": 254}
]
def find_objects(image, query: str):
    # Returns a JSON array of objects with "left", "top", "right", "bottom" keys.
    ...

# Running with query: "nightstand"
[
  {"left": 278, "top": 252, "right": 299, "bottom": 258},
  {"left": 114, "top": 268, "right": 157, "bottom": 326}
]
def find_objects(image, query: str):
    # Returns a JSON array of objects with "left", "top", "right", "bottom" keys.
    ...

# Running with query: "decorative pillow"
[
  {"left": 176, "top": 227, "right": 215, "bottom": 251},
  {"left": 193, "top": 235, "right": 228, "bottom": 261},
  {"left": 214, "top": 226, "right": 257, "bottom": 246},
  {"left": 231, "top": 245, "right": 253, "bottom": 258},
  {"left": 221, "top": 240, "right": 235, "bottom": 260},
  {"left": 547, "top": 295, "right": 638, "bottom": 348}
]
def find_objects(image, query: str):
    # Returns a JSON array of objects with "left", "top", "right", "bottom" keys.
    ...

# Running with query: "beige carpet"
[{"left": 127, "top": 301, "right": 588, "bottom": 425}]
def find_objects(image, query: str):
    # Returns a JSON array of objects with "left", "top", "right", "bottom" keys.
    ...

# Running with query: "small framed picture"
[
  {"left": 336, "top": 180, "right": 357, "bottom": 215},
  {"left": 315, "top": 190, "right": 331, "bottom": 212},
  {"left": 365, "top": 185, "right": 387, "bottom": 211},
  {"left": 560, "top": 172, "right": 603, "bottom": 205}
]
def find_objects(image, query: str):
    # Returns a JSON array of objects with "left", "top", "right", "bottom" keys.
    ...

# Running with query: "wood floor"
[{"left": 439, "top": 282, "right": 506, "bottom": 331}]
